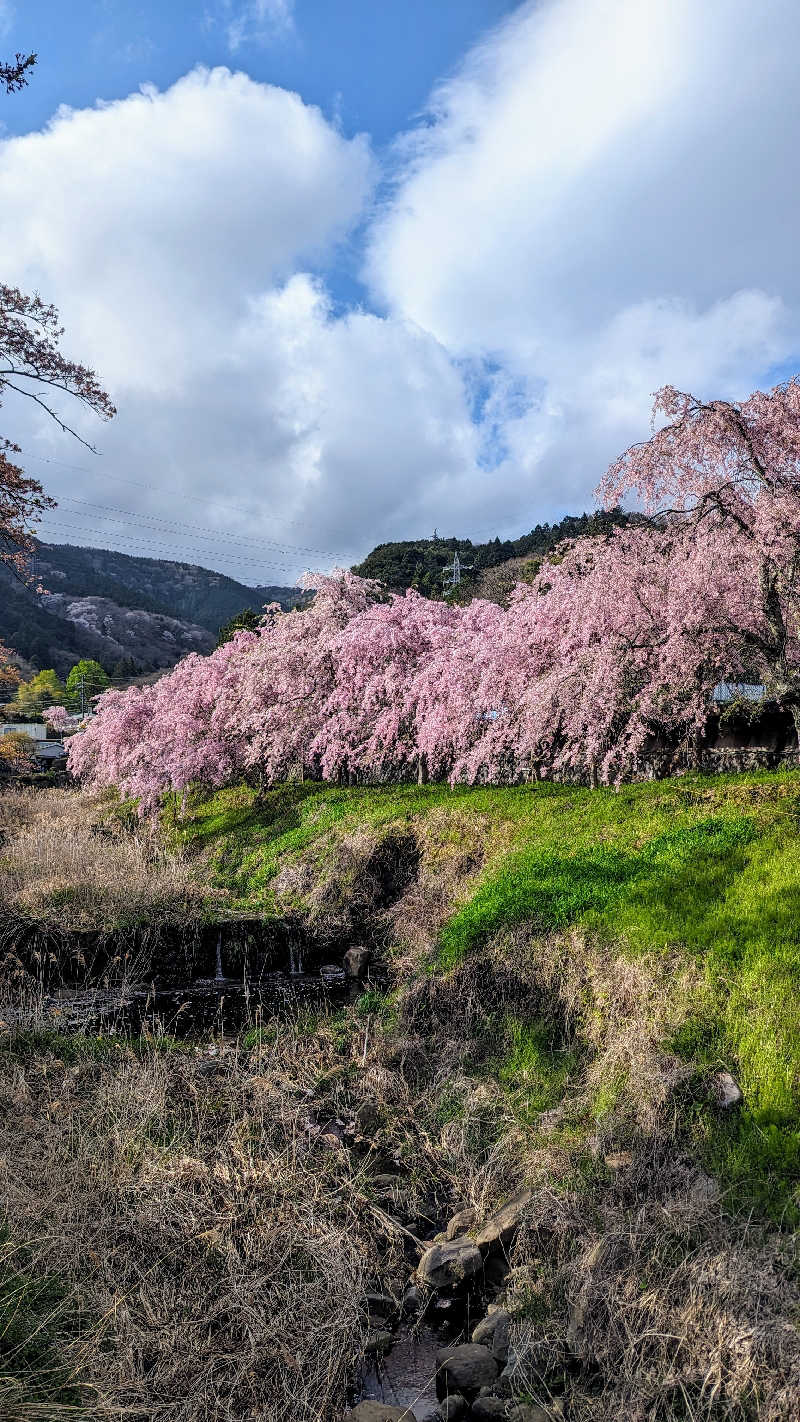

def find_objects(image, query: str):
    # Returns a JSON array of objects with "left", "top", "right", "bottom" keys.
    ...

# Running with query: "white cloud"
[
  {"left": 223, "top": 0, "right": 295, "bottom": 52},
  {"left": 0, "top": 67, "right": 485, "bottom": 578},
  {"left": 368, "top": 0, "right": 800, "bottom": 515},
  {"left": 4, "top": 1, "right": 800, "bottom": 583},
  {"left": 0, "top": 2, "right": 13, "bottom": 40}
]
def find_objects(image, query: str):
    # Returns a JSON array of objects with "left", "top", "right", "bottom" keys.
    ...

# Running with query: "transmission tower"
[{"left": 443, "top": 550, "right": 473, "bottom": 589}]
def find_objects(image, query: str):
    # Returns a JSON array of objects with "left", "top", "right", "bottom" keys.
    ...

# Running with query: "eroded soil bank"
[{"left": 2, "top": 776, "right": 800, "bottom": 1419}]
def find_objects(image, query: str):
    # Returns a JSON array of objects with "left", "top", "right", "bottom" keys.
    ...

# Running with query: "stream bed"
[{"left": 20, "top": 963, "right": 352, "bottom": 1035}]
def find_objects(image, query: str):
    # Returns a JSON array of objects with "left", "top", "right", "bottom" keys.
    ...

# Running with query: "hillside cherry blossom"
[{"left": 68, "top": 380, "right": 800, "bottom": 802}]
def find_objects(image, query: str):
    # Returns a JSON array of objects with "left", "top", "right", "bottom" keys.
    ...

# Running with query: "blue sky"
[
  {"left": 5, "top": 1, "right": 514, "bottom": 152},
  {"left": 1, "top": 0, "right": 800, "bottom": 583}
]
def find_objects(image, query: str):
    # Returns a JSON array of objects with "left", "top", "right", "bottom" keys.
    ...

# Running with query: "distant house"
[
  {"left": 0, "top": 721, "right": 47, "bottom": 740},
  {"left": 33, "top": 740, "right": 67, "bottom": 763}
]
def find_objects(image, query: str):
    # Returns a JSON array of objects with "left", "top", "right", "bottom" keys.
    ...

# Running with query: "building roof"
[{"left": 712, "top": 682, "right": 767, "bottom": 704}]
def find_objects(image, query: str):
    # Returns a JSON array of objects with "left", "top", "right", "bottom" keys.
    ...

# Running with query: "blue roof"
[{"left": 712, "top": 682, "right": 767, "bottom": 704}]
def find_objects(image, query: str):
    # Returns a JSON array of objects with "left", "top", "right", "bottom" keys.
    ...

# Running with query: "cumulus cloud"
[
  {"left": 4, "top": 1, "right": 800, "bottom": 583},
  {"left": 0, "top": 67, "right": 485, "bottom": 578},
  {"left": 368, "top": 0, "right": 800, "bottom": 515}
]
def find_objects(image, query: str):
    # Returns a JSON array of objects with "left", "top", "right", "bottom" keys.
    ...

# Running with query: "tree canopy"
[{"left": 68, "top": 378, "right": 800, "bottom": 805}]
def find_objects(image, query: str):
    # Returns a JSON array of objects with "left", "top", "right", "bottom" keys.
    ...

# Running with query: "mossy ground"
[{"left": 176, "top": 769, "right": 800, "bottom": 1221}]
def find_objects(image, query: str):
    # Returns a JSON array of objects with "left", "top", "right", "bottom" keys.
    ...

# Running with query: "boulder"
[
  {"left": 342, "top": 1404, "right": 415, "bottom": 1422},
  {"left": 436, "top": 1343, "right": 498, "bottom": 1400},
  {"left": 344, "top": 946, "right": 372, "bottom": 978},
  {"left": 506, "top": 1407, "right": 551, "bottom": 1422},
  {"left": 470, "top": 1399, "right": 508, "bottom": 1420},
  {"left": 474, "top": 1190, "right": 532, "bottom": 1251},
  {"left": 439, "top": 1397, "right": 467, "bottom": 1421},
  {"left": 417, "top": 1237, "right": 482, "bottom": 1289},
  {"left": 445, "top": 1206, "right": 477, "bottom": 1240},
  {"left": 713, "top": 1070, "right": 743, "bottom": 1108},
  {"left": 472, "top": 1308, "right": 510, "bottom": 1363},
  {"left": 363, "top": 1330, "right": 393, "bottom": 1355}
]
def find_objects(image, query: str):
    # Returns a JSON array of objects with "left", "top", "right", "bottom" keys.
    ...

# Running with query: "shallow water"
[{"left": 361, "top": 1325, "right": 441, "bottom": 1421}]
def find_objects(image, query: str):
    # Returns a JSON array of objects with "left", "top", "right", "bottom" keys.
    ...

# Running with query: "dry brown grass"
[
  {"left": 0, "top": 1008, "right": 442, "bottom": 1421},
  {"left": 0, "top": 785, "right": 206, "bottom": 938},
  {"left": 384, "top": 925, "right": 800, "bottom": 1420}
]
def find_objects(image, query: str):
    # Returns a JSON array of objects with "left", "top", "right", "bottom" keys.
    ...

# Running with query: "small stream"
[
  {"left": 361, "top": 1326, "right": 441, "bottom": 1421},
  {"left": 2, "top": 916, "right": 367, "bottom": 1035}
]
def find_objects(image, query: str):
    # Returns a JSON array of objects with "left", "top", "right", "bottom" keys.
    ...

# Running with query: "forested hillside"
[
  {"left": 352, "top": 506, "right": 633, "bottom": 597},
  {"left": 0, "top": 544, "right": 301, "bottom": 675},
  {"left": 34, "top": 543, "right": 300, "bottom": 630}
]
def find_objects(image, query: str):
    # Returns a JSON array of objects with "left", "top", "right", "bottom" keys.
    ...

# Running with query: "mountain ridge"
[{"left": 0, "top": 542, "right": 301, "bottom": 675}]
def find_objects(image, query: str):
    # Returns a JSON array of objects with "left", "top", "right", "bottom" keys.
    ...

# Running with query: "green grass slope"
[{"left": 178, "top": 770, "right": 800, "bottom": 1220}]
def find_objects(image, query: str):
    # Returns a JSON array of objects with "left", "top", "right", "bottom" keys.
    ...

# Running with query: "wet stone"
[
  {"left": 435, "top": 1343, "right": 498, "bottom": 1400},
  {"left": 472, "top": 1308, "right": 510, "bottom": 1364},
  {"left": 474, "top": 1190, "right": 532, "bottom": 1251},
  {"left": 364, "top": 1330, "right": 394, "bottom": 1355},
  {"left": 417, "top": 1237, "right": 483, "bottom": 1289},
  {"left": 440, "top": 1396, "right": 467, "bottom": 1421},
  {"left": 345, "top": 946, "right": 372, "bottom": 978},
  {"left": 470, "top": 1399, "right": 508, "bottom": 1420}
]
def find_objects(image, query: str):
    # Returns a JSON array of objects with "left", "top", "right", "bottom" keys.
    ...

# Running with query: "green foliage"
[
  {"left": 180, "top": 770, "right": 800, "bottom": 1219},
  {"left": 0, "top": 1029, "right": 190, "bottom": 1063},
  {"left": 11, "top": 667, "right": 65, "bottom": 714},
  {"left": 352, "top": 506, "right": 633, "bottom": 596},
  {"left": 495, "top": 1017, "right": 580, "bottom": 1123},
  {"left": 0, "top": 1231, "right": 84, "bottom": 1407},
  {"left": 66, "top": 658, "right": 110, "bottom": 708},
  {"left": 216, "top": 607, "right": 263, "bottom": 645}
]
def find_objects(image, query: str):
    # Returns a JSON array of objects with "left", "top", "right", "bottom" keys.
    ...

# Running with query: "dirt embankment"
[{"left": 2, "top": 784, "right": 799, "bottom": 1420}]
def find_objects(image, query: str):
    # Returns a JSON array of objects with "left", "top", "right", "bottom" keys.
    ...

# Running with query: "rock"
[
  {"left": 446, "top": 1206, "right": 477, "bottom": 1240},
  {"left": 470, "top": 1399, "right": 508, "bottom": 1420},
  {"left": 474, "top": 1190, "right": 532, "bottom": 1251},
  {"left": 439, "top": 1397, "right": 467, "bottom": 1421},
  {"left": 417, "top": 1237, "right": 483, "bottom": 1289},
  {"left": 364, "top": 1291, "right": 396, "bottom": 1323},
  {"left": 713, "top": 1070, "right": 742, "bottom": 1108},
  {"left": 472, "top": 1308, "right": 510, "bottom": 1363},
  {"left": 363, "top": 1329, "right": 394, "bottom": 1355},
  {"left": 506, "top": 1407, "right": 550, "bottom": 1422},
  {"left": 342, "top": 1404, "right": 415, "bottom": 1422},
  {"left": 344, "top": 946, "right": 372, "bottom": 978},
  {"left": 402, "top": 1284, "right": 421, "bottom": 1316},
  {"left": 436, "top": 1343, "right": 498, "bottom": 1400}
]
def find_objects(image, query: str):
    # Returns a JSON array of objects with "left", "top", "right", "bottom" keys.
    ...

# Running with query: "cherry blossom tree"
[
  {"left": 600, "top": 380, "right": 800, "bottom": 740},
  {"left": 68, "top": 379, "right": 800, "bottom": 803},
  {"left": 0, "top": 638, "right": 19, "bottom": 693}
]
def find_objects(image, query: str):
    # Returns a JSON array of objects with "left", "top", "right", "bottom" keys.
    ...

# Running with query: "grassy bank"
[
  {"left": 175, "top": 771, "right": 800, "bottom": 1216},
  {"left": 3, "top": 771, "right": 800, "bottom": 1417}
]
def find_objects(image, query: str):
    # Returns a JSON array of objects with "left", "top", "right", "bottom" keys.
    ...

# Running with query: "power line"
[
  {"left": 19, "top": 448, "right": 315, "bottom": 530},
  {"left": 52, "top": 494, "right": 346, "bottom": 561},
  {"left": 35, "top": 519, "right": 306, "bottom": 577}
]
